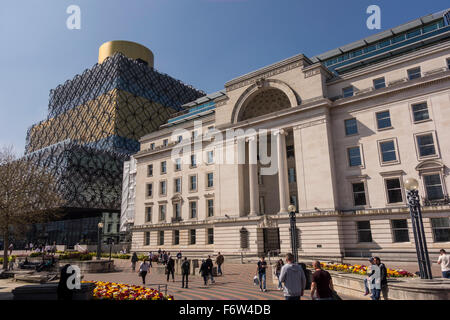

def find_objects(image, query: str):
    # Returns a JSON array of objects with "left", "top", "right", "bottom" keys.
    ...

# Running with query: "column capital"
[
  {"left": 272, "top": 128, "right": 288, "bottom": 136},
  {"left": 245, "top": 135, "right": 258, "bottom": 143}
]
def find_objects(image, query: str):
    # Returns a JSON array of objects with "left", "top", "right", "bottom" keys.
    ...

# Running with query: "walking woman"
[
  {"left": 138, "top": 259, "right": 150, "bottom": 285},
  {"left": 275, "top": 259, "right": 284, "bottom": 290},
  {"left": 131, "top": 252, "right": 139, "bottom": 272}
]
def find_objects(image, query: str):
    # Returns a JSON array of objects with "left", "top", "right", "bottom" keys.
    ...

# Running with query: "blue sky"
[{"left": 0, "top": 0, "right": 448, "bottom": 153}]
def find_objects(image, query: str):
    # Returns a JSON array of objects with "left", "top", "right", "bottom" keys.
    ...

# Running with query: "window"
[
  {"left": 240, "top": 228, "right": 249, "bottom": 249},
  {"left": 416, "top": 133, "right": 436, "bottom": 157},
  {"left": 412, "top": 102, "right": 429, "bottom": 122},
  {"left": 189, "top": 201, "right": 197, "bottom": 219},
  {"left": 373, "top": 77, "right": 386, "bottom": 90},
  {"left": 174, "top": 178, "right": 181, "bottom": 193},
  {"left": 357, "top": 221, "right": 372, "bottom": 243},
  {"left": 207, "top": 173, "right": 214, "bottom": 188},
  {"left": 174, "top": 203, "right": 181, "bottom": 219},
  {"left": 447, "top": 58, "right": 450, "bottom": 70},
  {"left": 177, "top": 135, "right": 183, "bottom": 143},
  {"left": 288, "top": 168, "right": 296, "bottom": 183},
  {"left": 207, "top": 228, "right": 214, "bottom": 245},
  {"left": 348, "top": 146, "right": 362, "bottom": 167},
  {"left": 161, "top": 161, "right": 167, "bottom": 174},
  {"left": 160, "top": 181, "right": 167, "bottom": 195},
  {"left": 107, "top": 223, "right": 112, "bottom": 233},
  {"left": 391, "top": 219, "right": 410, "bottom": 243},
  {"left": 259, "top": 196, "right": 265, "bottom": 214},
  {"left": 207, "top": 199, "right": 214, "bottom": 217},
  {"left": 407, "top": 67, "right": 421, "bottom": 80},
  {"left": 376, "top": 111, "right": 392, "bottom": 129},
  {"left": 190, "top": 154, "right": 197, "bottom": 167},
  {"left": 342, "top": 86, "right": 354, "bottom": 98},
  {"left": 159, "top": 231, "right": 164, "bottom": 245},
  {"left": 352, "top": 182, "right": 367, "bottom": 206},
  {"left": 424, "top": 174, "right": 444, "bottom": 201},
  {"left": 146, "top": 183, "right": 153, "bottom": 197},
  {"left": 290, "top": 195, "right": 298, "bottom": 209},
  {"left": 190, "top": 229, "right": 196, "bottom": 245},
  {"left": 344, "top": 118, "right": 358, "bottom": 135},
  {"left": 150, "top": 143, "right": 155, "bottom": 150},
  {"left": 144, "top": 232, "right": 150, "bottom": 246},
  {"left": 163, "top": 139, "right": 168, "bottom": 147},
  {"left": 379, "top": 140, "right": 397, "bottom": 163},
  {"left": 147, "top": 164, "right": 153, "bottom": 177},
  {"left": 159, "top": 205, "right": 166, "bottom": 221},
  {"left": 189, "top": 175, "right": 197, "bottom": 191},
  {"left": 431, "top": 218, "right": 450, "bottom": 242},
  {"left": 173, "top": 230, "right": 180, "bottom": 245},
  {"left": 146, "top": 207, "right": 152, "bottom": 222},
  {"left": 207, "top": 151, "right": 214, "bottom": 164},
  {"left": 175, "top": 158, "right": 181, "bottom": 171},
  {"left": 385, "top": 178, "right": 403, "bottom": 204}
]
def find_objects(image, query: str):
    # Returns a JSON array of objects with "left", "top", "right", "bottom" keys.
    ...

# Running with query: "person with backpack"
[
  {"left": 166, "top": 255, "right": 175, "bottom": 282},
  {"left": 138, "top": 259, "right": 150, "bottom": 285},
  {"left": 216, "top": 252, "right": 224, "bottom": 276},
  {"left": 279, "top": 253, "right": 306, "bottom": 300},
  {"left": 310, "top": 260, "right": 334, "bottom": 300},
  {"left": 181, "top": 257, "right": 190, "bottom": 288},
  {"left": 131, "top": 252, "right": 139, "bottom": 272}
]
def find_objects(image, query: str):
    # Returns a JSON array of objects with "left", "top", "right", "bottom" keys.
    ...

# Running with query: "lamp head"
[
  {"left": 404, "top": 178, "right": 419, "bottom": 191},
  {"left": 98, "top": 222, "right": 104, "bottom": 229},
  {"left": 288, "top": 204, "right": 296, "bottom": 213}
]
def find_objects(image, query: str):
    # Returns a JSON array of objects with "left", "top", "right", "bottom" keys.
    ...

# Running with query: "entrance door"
[{"left": 263, "top": 228, "right": 280, "bottom": 255}]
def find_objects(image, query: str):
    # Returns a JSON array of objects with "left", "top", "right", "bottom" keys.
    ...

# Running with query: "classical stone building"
[{"left": 130, "top": 9, "right": 450, "bottom": 261}]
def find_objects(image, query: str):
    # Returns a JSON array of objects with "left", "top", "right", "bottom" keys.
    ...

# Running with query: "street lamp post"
[
  {"left": 97, "top": 222, "right": 104, "bottom": 260},
  {"left": 288, "top": 204, "right": 298, "bottom": 263},
  {"left": 404, "top": 178, "right": 432, "bottom": 279}
]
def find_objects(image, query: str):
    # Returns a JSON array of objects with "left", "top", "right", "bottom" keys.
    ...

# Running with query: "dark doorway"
[{"left": 263, "top": 228, "right": 280, "bottom": 254}]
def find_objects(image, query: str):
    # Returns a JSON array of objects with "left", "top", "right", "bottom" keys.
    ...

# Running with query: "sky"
[{"left": 0, "top": 0, "right": 449, "bottom": 154}]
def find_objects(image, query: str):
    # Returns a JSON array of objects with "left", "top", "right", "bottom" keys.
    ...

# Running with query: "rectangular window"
[
  {"left": 447, "top": 58, "right": 450, "bottom": 70},
  {"left": 431, "top": 218, "right": 450, "bottom": 242},
  {"left": 386, "top": 178, "right": 403, "bottom": 204},
  {"left": 342, "top": 86, "right": 354, "bottom": 98},
  {"left": 412, "top": 102, "right": 429, "bottom": 122},
  {"left": 344, "top": 118, "right": 358, "bottom": 135},
  {"left": 160, "top": 181, "right": 167, "bottom": 195},
  {"left": 159, "top": 205, "right": 166, "bottom": 221},
  {"left": 348, "top": 146, "right": 362, "bottom": 167},
  {"left": 407, "top": 67, "right": 421, "bottom": 80},
  {"left": 190, "top": 229, "right": 196, "bottom": 245},
  {"left": 174, "top": 178, "right": 181, "bottom": 193},
  {"left": 150, "top": 143, "right": 155, "bottom": 150},
  {"left": 207, "top": 228, "right": 214, "bottom": 245},
  {"left": 173, "top": 230, "right": 180, "bottom": 245},
  {"left": 379, "top": 140, "right": 397, "bottom": 163},
  {"left": 189, "top": 175, "right": 197, "bottom": 191},
  {"left": 146, "top": 207, "right": 152, "bottom": 222},
  {"left": 416, "top": 133, "right": 436, "bottom": 157},
  {"left": 376, "top": 111, "right": 392, "bottom": 129},
  {"left": 189, "top": 201, "right": 197, "bottom": 219},
  {"left": 207, "top": 151, "right": 214, "bottom": 164},
  {"left": 147, "top": 164, "right": 153, "bottom": 177},
  {"left": 373, "top": 77, "right": 386, "bottom": 90},
  {"left": 207, "top": 199, "right": 214, "bottom": 217},
  {"left": 146, "top": 183, "right": 153, "bottom": 197},
  {"left": 177, "top": 135, "right": 183, "bottom": 143},
  {"left": 357, "top": 221, "right": 372, "bottom": 243},
  {"left": 174, "top": 203, "right": 181, "bottom": 219},
  {"left": 163, "top": 139, "right": 168, "bottom": 147},
  {"left": 259, "top": 196, "right": 265, "bottom": 214},
  {"left": 175, "top": 158, "right": 181, "bottom": 171},
  {"left": 144, "top": 232, "right": 150, "bottom": 246},
  {"left": 352, "top": 182, "right": 367, "bottom": 206},
  {"left": 424, "top": 174, "right": 444, "bottom": 201},
  {"left": 161, "top": 161, "right": 167, "bottom": 174},
  {"left": 288, "top": 168, "right": 296, "bottom": 183},
  {"left": 207, "top": 172, "right": 214, "bottom": 188},
  {"left": 159, "top": 231, "right": 164, "bottom": 245},
  {"left": 107, "top": 223, "right": 112, "bottom": 233},
  {"left": 391, "top": 219, "right": 410, "bottom": 243},
  {"left": 190, "top": 154, "right": 197, "bottom": 167},
  {"left": 289, "top": 195, "right": 298, "bottom": 209}
]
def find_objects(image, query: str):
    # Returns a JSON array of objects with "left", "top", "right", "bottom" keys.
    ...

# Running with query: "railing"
[
  {"left": 145, "top": 283, "right": 168, "bottom": 296},
  {"left": 171, "top": 217, "right": 183, "bottom": 223},
  {"left": 422, "top": 195, "right": 450, "bottom": 207}
]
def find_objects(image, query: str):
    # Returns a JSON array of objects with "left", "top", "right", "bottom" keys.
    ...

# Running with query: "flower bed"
[
  {"left": 317, "top": 262, "right": 415, "bottom": 278},
  {"left": 82, "top": 281, "right": 173, "bottom": 300}
]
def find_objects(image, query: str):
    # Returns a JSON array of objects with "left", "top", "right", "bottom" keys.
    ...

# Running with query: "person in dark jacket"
[
  {"left": 181, "top": 257, "right": 190, "bottom": 288},
  {"left": 199, "top": 260, "right": 209, "bottom": 286},
  {"left": 375, "top": 257, "right": 388, "bottom": 300},
  {"left": 131, "top": 252, "right": 139, "bottom": 272},
  {"left": 166, "top": 255, "right": 175, "bottom": 282},
  {"left": 57, "top": 264, "right": 74, "bottom": 300},
  {"left": 216, "top": 252, "right": 224, "bottom": 276},
  {"left": 205, "top": 255, "right": 215, "bottom": 283},
  {"left": 275, "top": 259, "right": 284, "bottom": 290}
]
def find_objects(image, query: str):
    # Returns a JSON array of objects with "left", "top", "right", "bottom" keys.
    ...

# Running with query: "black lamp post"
[
  {"left": 404, "top": 178, "right": 432, "bottom": 279},
  {"left": 288, "top": 204, "right": 298, "bottom": 263},
  {"left": 97, "top": 222, "right": 103, "bottom": 260}
]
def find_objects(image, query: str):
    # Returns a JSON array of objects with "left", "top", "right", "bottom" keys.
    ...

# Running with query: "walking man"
[
  {"left": 216, "top": 252, "right": 224, "bottom": 276},
  {"left": 256, "top": 256, "right": 268, "bottom": 292},
  {"left": 166, "top": 255, "right": 175, "bottom": 282},
  {"left": 8, "top": 243, "right": 13, "bottom": 256},
  {"left": 199, "top": 259, "right": 209, "bottom": 286},
  {"left": 181, "top": 257, "right": 190, "bottom": 288},
  {"left": 131, "top": 252, "right": 139, "bottom": 272},
  {"left": 438, "top": 249, "right": 450, "bottom": 279},
  {"left": 310, "top": 260, "right": 334, "bottom": 300},
  {"left": 206, "top": 255, "right": 215, "bottom": 283},
  {"left": 279, "top": 253, "right": 306, "bottom": 300},
  {"left": 275, "top": 259, "right": 284, "bottom": 290}
]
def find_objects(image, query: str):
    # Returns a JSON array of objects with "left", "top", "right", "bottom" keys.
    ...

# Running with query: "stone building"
[{"left": 130, "top": 9, "right": 450, "bottom": 261}]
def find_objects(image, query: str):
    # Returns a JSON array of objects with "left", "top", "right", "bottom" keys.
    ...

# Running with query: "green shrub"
[
  {"left": 29, "top": 252, "right": 44, "bottom": 257},
  {"left": 59, "top": 252, "right": 93, "bottom": 261}
]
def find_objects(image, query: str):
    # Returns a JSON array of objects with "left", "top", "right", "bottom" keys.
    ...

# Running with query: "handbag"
[{"left": 253, "top": 275, "right": 259, "bottom": 286}]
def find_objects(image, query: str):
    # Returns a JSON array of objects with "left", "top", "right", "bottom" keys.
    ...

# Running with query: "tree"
[{"left": 0, "top": 146, "right": 63, "bottom": 269}]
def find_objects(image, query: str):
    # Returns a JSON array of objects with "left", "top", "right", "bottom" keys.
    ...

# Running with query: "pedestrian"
[
  {"left": 363, "top": 257, "right": 375, "bottom": 296},
  {"left": 24, "top": 243, "right": 29, "bottom": 253},
  {"left": 131, "top": 252, "right": 139, "bottom": 272},
  {"left": 138, "top": 259, "right": 150, "bottom": 285},
  {"left": 256, "top": 256, "right": 268, "bottom": 292},
  {"left": 176, "top": 251, "right": 182, "bottom": 261},
  {"left": 199, "top": 259, "right": 209, "bottom": 286},
  {"left": 366, "top": 259, "right": 381, "bottom": 300},
  {"left": 181, "top": 257, "right": 190, "bottom": 288},
  {"left": 206, "top": 255, "right": 215, "bottom": 284},
  {"left": 275, "top": 259, "right": 284, "bottom": 290},
  {"left": 8, "top": 243, "right": 13, "bottom": 256},
  {"left": 148, "top": 251, "right": 153, "bottom": 267},
  {"left": 310, "top": 260, "right": 334, "bottom": 300},
  {"left": 166, "top": 255, "right": 175, "bottom": 282},
  {"left": 374, "top": 257, "right": 388, "bottom": 299},
  {"left": 163, "top": 251, "right": 168, "bottom": 265},
  {"left": 279, "top": 253, "right": 306, "bottom": 300},
  {"left": 216, "top": 252, "right": 224, "bottom": 276},
  {"left": 438, "top": 249, "right": 450, "bottom": 279},
  {"left": 52, "top": 241, "right": 57, "bottom": 255}
]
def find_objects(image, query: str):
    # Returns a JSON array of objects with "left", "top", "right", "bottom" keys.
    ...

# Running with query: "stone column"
[
  {"left": 275, "top": 129, "right": 289, "bottom": 214},
  {"left": 247, "top": 136, "right": 259, "bottom": 216}
]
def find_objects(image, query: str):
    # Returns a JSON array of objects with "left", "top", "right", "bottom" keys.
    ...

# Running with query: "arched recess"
[{"left": 231, "top": 79, "right": 299, "bottom": 124}]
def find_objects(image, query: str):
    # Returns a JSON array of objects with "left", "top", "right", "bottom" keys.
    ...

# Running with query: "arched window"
[{"left": 240, "top": 228, "right": 249, "bottom": 249}]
